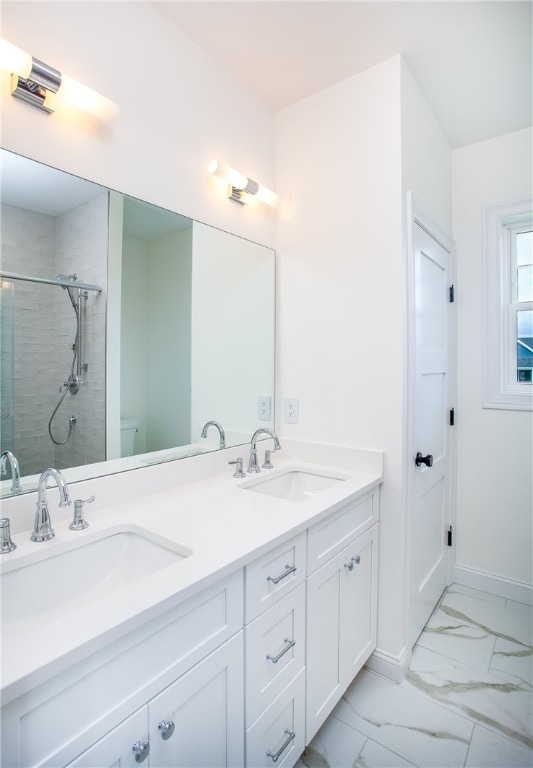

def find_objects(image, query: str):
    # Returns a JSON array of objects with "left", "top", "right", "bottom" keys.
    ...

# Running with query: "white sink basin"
[
  {"left": 1, "top": 526, "right": 192, "bottom": 631},
  {"left": 242, "top": 469, "right": 346, "bottom": 501}
]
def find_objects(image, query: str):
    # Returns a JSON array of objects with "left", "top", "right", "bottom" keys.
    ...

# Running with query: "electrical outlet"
[
  {"left": 257, "top": 395, "right": 271, "bottom": 421},
  {"left": 283, "top": 397, "right": 298, "bottom": 424}
]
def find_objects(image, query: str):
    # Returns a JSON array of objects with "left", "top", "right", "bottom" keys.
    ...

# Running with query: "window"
[
  {"left": 483, "top": 199, "right": 533, "bottom": 410},
  {"left": 511, "top": 228, "right": 533, "bottom": 384}
]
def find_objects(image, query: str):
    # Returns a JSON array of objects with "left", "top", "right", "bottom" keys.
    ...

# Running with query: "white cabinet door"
[
  {"left": 65, "top": 709, "right": 148, "bottom": 768},
  {"left": 306, "top": 525, "right": 378, "bottom": 742},
  {"left": 148, "top": 632, "right": 244, "bottom": 768},
  {"left": 339, "top": 525, "right": 378, "bottom": 685}
]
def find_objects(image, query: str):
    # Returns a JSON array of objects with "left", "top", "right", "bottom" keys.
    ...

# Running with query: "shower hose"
[{"left": 48, "top": 337, "right": 78, "bottom": 446}]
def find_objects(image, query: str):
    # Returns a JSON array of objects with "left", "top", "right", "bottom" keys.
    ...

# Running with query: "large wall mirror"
[{"left": 0, "top": 149, "right": 275, "bottom": 497}]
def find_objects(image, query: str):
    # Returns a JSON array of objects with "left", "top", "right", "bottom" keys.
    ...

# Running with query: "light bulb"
[
  {"left": 58, "top": 73, "right": 119, "bottom": 122},
  {"left": 208, "top": 160, "right": 248, "bottom": 190},
  {"left": 255, "top": 185, "right": 278, "bottom": 208},
  {"left": 0, "top": 38, "right": 32, "bottom": 79}
]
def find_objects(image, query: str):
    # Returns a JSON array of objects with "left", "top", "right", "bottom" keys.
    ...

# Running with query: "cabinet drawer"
[
  {"left": 1, "top": 570, "right": 243, "bottom": 768},
  {"left": 245, "top": 582, "right": 305, "bottom": 727},
  {"left": 307, "top": 488, "right": 378, "bottom": 574},
  {"left": 245, "top": 668, "right": 305, "bottom": 768},
  {"left": 245, "top": 533, "right": 306, "bottom": 622}
]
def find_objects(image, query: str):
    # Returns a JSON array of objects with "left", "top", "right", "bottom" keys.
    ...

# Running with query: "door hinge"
[
  {"left": 447, "top": 526, "right": 453, "bottom": 547},
  {"left": 449, "top": 285, "right": 455, "bottom": 303},
  {"left": 449, "top": 408, "right": 455, "bottom": 426}
]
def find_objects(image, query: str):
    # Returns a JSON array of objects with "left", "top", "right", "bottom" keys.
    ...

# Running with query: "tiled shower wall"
[
  {"left": 53, "top": 194, "right": 107, "bottom": 470},
  {"left": 1, "top": 204, "right": 57, "bottom": 474},
  {"left": 0, "top": 194, "right": 108, "bottom": 476}
]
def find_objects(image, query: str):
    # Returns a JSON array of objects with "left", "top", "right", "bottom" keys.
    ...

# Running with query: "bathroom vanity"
[{"left": 0, "top": 441, "right": 382, "bottom": 768}]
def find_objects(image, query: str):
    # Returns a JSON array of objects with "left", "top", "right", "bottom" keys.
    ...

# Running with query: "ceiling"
[
  {"left": 0, "top": 151, "right": 104, "bottom": 216},
  {"left": 152, "top": 0, "right": 532, "bottom": 149}
]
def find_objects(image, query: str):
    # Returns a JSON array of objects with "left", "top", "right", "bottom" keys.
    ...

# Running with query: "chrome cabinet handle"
[
  {"left": 132, "top": 741, "right": 150, "bottom": 763},
  {"left": 267, "top": 564, "right": 296, "bottom": 585},
  {"left": 344, "top": 555, "right": 361, "bottom": 571},
  {"left": 266, "top": 729, "right": 296, "bottom": 763},
  {"left": 158, "top": 719, "right": 175, "bottom": 740},
  {"left": 266, "top": 638, "right": 296, "bottom": 664}
]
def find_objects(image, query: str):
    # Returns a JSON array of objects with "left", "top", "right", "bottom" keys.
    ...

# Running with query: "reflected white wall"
[
  {"left": 191, "top": 221, "right": 275, "bottom": 441},
  {"left": 121, "top": 227, "right": 192, "bottom": 454}
]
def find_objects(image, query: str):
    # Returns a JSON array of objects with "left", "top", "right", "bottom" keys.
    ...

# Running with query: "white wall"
[
  {"left": 401, "top": 61, "right": 452, "bottom": 235},
  {"left": 453, "top": 127, "right": 533, "bottom": 588},
  {"left": 276, "top": 57, "right": 406, "bottom": 661},
  {"left": 1, "top": 1, "right": 276, "bottom": 249}
]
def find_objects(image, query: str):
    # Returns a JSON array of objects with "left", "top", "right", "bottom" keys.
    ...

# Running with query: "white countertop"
[{"left": 0, "top": 441, "right": 382, "bottom": 704}]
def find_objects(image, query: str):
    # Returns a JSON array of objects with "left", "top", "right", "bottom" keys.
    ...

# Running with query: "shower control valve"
[{"left": 69, "top": 495, "right": 95, "bottom": 530}]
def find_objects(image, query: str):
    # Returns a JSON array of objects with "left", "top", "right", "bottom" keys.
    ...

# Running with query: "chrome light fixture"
[
  {"left": 208, "top": 160, "right": 278, "bottom": 207},
  {"left": 0, "top": 38, "right": 119, "bottom": 121}
]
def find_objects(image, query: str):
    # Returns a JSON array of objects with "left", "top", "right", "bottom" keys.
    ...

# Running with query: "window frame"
[{"left": 483, "top": 199, "right": 533, "bottom": 410}]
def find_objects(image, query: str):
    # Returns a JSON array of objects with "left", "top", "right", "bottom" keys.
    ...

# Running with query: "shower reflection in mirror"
[{"left": 0, "top": 190, "right": 108, "bottom": 477}]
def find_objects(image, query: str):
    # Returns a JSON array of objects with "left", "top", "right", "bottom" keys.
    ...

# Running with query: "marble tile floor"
[{"left": 296, "top": 583, "right": 532, "bottom": 768}]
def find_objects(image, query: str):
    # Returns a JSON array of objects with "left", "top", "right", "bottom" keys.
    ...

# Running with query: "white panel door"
[
  {"left": 148, "top": 633, "right": 244, "bottom": 768},
  {"left": 409, "top": 220, "right": 452, "bottom": 647}
]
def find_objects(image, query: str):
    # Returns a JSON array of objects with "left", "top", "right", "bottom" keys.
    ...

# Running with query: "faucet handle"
[
  {"left": 0, "top": 518, "right": 16, "bottom": 553},
  {"left": 262, "top": 450, "right": 274, "bottom": 470},
  {"left": 69, "top": 496, "right": 95, "bottom": 530},
  {"left": 228, "top": 458, "right": 246, "bottom": 478}
]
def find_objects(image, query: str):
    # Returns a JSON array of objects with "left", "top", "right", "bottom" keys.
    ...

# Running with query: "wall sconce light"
[
  {"left": 208, "top": 160, "right": 278, "bottom": 207},
  {"left": 0, "top": 38, "right": 119, "bottom": 122}
]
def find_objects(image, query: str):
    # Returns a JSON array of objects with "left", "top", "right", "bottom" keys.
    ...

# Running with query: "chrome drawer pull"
[
  {"left": 266, "top": 638, "right": 296, "bottom": 664},
  {"left": 267, "top": 564, "right": 296, "bottom": 585},
  {"left": 266, "top": 729, "right": 295, "bottom": 763},
  {"left": 132, "top": 740, "right": 150, "bottom": 763}
]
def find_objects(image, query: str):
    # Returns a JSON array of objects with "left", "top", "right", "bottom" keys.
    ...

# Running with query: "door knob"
[{"left": 415, "top": 452, "right": 433, "bottom": 467}]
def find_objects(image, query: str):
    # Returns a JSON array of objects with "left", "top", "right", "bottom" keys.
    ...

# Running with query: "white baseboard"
[
  {"left": 364, "top": 646, "right": 411, "bottom": 683},
  {"left": 453, "top": 564, "right": 533, "bottom": 606}
]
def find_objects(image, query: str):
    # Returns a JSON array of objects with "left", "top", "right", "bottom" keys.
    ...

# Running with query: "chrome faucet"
[
  {"left": 31, "top": 468, "right": 71, "bottom": 542},
  {"left": 1, "top": 450, "right": 21, "bottom": 494},
  {"left": 248, "top": 428, "right": 281, "bottom": 473},
  {"left": 200, "top": 420, "right": 226, "bottom": 449}
]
